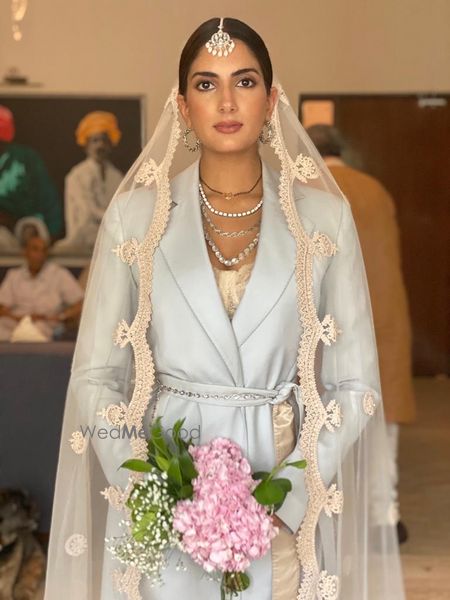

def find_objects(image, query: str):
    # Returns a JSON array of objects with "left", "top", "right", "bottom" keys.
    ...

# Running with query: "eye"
[
  {"left": 237, "top": 78, "right": 256, "bottom": 88},
  {"left": 196, "top": 80, "right": 215, "bottom": 91}
]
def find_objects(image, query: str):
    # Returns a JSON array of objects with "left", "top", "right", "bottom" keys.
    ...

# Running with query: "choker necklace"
[
  {"left": 200, "top": 171, "right": 262, "bottom": 201},
  {"left": 199, "top": 183, "right": 263, "bottom": 218},
  {"left": 203, "top": 227, "right": 260, "bottom": 267},
  {"left": 201, "top": 203, "right": 260, "bottom": 238}
]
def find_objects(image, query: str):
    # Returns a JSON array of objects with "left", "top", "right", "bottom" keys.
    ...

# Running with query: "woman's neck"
[{"left": 199, "top": 148, "right": 262, "bottom": 194}]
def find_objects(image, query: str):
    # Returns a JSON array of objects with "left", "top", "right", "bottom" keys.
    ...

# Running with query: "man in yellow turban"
[
  {"left": 75, "top": 111, "right": 122, "bottom": 148},
  {"left": 53, "top": 111, "right": 123, "bottom": 254}
]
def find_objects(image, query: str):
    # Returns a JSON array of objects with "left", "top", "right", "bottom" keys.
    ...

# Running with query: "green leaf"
[
  {"left": 178, "top": 483, "right": 193, "bottom": 499},
  {"left": 252, "top": 470, "right": 270, "bottom": 481},
  {"left": 151, "top": 424, "right": 171, "bottom": 459},
  {"left": 166, "top": 481, "right": 179, "bottom": 498},
  {"left": 120, "top": 459, "right": 153, "bottom": 473},
  {"left": 146, "top": 438, "right": 159, "bottom": 468},
  {"left": 172, "top": 419, "right": 187, "bottom": 452},
  {"left": 179, "top": 449, "right": 197, "bottom": 481},
  {"left": 147, "top": 454, "right": 158, "bottom": 468},
  {"left": 253, "top": 480, "right": 285, "bottom": 505},
  {"left": 167, "top": 456, "right": 183, "bottom": 487},
  {"left": 272, "top": 477, "right": 292, "bottom": 493},
  {"left": 172, "top": 419, "right": 185, "bottom": 436},
  {"left": 285, "top": 459, "right": 307, "bottom": 469},
  {"left": 132, "top": 511, "right": 156, "bottom": 541},
  {"left": 236, "top": 572, "right": 250, "bottom": 590},
  {"left": 155, "top": 455, "right": 170, "bottom": 472},
  {"left": 150, "top": 416, "right": 163, "bottom": 436}
]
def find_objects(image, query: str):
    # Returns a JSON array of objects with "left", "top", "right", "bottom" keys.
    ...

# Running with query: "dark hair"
[
  {"left": 306, "top": 124, "right": 345, "bottom": 158},
  {"left": 178, "top": 18, "right": 273, "bottom": 96}
]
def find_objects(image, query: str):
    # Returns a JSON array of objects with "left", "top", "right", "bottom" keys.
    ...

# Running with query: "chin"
[{"left": 203, "top": 138, "right": 259, "bottom": 156}]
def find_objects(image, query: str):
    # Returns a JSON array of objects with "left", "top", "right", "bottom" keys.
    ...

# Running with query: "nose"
[{"left": 218, "top": 86, "right": 237, "bottom": 113}]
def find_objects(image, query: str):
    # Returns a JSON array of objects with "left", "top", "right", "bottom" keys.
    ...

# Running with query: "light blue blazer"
[{"left": 67, "top": 158, "right": 381, "bottom": 599}]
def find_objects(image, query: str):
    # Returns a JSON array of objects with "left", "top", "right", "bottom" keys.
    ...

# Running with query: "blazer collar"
[
  {"left": 158, "top": 159, "right": 295, "bottom": 384},
  {"left": 231, "top": 162, "right": 295, "bottom": 346}
]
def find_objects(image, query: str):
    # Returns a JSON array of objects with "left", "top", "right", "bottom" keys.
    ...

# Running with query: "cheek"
[
  {"left": 241, "top": 88, "right": 269, "bottom": 114},
  {"left": 186, "top": 98, "right": 213, "bottom": 128},
  {"left": 240, "top": 100, "right": 267, "bottom": 131}
]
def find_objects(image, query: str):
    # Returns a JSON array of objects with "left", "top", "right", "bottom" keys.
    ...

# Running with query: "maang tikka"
[{"left": 205, "top": 17, "right": 235, "bottom": 57}]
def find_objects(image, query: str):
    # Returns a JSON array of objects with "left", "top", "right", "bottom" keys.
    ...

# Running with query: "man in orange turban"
[{"left": 54, "top": 111, "right": 123, "bottom": 254}]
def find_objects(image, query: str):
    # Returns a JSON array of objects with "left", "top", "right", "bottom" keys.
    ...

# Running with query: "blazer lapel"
[
  {"left": 158, "top": 161, "right": 244, "bottom": 385},
  {"left": 231, "top": 162, "right": 296, "bottom": 346}
]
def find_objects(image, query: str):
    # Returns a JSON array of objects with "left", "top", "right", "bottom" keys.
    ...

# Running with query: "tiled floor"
[
  {"left": 399, "top": 377, "right": 450, "bottom": 599},
  {"left": 35, "top": 377, "right": 449, "bottom": 599}
]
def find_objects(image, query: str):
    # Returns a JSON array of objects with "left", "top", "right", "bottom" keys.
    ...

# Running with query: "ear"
[
  {"left": 177, "top": 94, "right": 192, "bottom": 128},
  {"left": 266, "top": 86, "right": 279, "bottom": 121}
]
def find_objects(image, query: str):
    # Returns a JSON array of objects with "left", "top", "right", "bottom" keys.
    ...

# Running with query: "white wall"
[{"left": 1, "top": 0, "right": 449, "bottom": 134}]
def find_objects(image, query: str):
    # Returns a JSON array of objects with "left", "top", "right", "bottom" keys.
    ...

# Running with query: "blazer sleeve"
[{"left": 67, "top": 198, "right": 139, "bottom": 487}]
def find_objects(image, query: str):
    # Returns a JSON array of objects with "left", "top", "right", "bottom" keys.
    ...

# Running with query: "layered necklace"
[
  {"left": 201, "top": 203, "right": 259, "bottom": 238},
  {"left": 199, "top": 170, "right": 263, "bottom": 267},
  {"left": 199, "top": 183, "right": 263, "bottom": 218}
]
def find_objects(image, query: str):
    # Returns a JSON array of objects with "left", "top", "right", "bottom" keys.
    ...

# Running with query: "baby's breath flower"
[{"left": 106, "top": 468, "right": 181, "bottom": 585}]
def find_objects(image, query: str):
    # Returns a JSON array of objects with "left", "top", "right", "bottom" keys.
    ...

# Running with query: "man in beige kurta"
[
  {"left": 307, "top": 124, "right": 416, "bottom": 541},
  {"left": 53, "top": 111, "right": 123, "bottom": 254}
]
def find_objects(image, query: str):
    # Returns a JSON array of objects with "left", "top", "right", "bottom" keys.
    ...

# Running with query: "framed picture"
[{"left": 0, "top": 93, "right": 144, "bottom": 263}]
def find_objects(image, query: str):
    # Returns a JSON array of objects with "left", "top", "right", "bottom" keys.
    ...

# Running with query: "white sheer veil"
[{"left": 44, "top": 22, "right": 405, "bottom": 600}]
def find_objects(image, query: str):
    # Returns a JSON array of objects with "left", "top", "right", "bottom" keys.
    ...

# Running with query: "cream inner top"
[{"left": 212, "top": 259, "right": 255, "bottom": 319}]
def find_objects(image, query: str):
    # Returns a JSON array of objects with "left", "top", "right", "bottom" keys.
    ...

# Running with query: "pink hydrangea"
[{"left": 172, "top": 438, "right": 278, "bottom": 574}]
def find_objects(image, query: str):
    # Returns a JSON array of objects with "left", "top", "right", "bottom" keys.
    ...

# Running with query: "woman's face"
[{"left": 178, "top": 40, "right": 277, "bottom": 156}]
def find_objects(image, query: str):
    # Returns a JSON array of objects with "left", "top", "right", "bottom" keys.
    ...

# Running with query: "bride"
[{"left": 44, "top": 17, "right": 405, "bottom": 599}]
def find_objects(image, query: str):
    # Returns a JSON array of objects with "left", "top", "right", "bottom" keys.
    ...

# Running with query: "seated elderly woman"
[{"left": 0, "top": 235, "right": 84, "bottom": 341}]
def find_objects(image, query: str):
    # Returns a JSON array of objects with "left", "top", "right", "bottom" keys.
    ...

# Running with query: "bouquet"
[{"left": 107, "top": 418, "right": 306, "bottom": 598}]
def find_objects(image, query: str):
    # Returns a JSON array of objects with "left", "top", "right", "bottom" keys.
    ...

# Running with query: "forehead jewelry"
[{"left": 205, "top": 17, "right": 235, "bottom": 57}]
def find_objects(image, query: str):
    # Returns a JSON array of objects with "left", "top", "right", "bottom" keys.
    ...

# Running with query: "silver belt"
[{"left": 156, "top": 373, "right": 301, "bottom": 409}]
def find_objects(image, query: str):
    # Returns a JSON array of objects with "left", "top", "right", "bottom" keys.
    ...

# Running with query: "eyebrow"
[{"left": 190, "top": 67, "right": 261, "bottom": 79}]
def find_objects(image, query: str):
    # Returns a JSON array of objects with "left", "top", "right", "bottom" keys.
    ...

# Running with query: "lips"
[{"left": 214, "top": 121, "right": 243, "bottom": 134}]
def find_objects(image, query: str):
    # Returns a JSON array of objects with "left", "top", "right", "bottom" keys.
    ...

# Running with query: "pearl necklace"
[
  {"left": 199, "top": 183, "right": 263, "bottom": 218},
  {"left": 201, "top": 202, "right": 260, "bottom": 238},
  {"left": 203, "top": 228, "right": 260, "bottom": 267}
]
